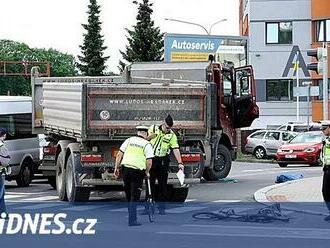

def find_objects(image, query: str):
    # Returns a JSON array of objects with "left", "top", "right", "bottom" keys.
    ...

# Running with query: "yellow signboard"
[{"left": 170, "top": 52, "right": 210, "bottom": 62}]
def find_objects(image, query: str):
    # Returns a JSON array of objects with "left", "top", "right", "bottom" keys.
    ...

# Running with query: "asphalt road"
[{"left": 1, "top": 161, "right": 328, "bottom": 248}]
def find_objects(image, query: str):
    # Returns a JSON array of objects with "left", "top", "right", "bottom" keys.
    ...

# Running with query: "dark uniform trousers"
[
  {"left": 122, "top": 166, "right": 145, "bottom": 224},
  {"left": 323, "top": 166, "right": 330, "bottom": 212},
  {"left": 150, "top": 155, "right": 170, "bottom": 210},
  {"left": 0, "top": 174, "right": 6, "bottom": 214}
]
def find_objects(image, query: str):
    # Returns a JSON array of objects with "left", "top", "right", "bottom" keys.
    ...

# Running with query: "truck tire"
[
  {"left": 56, "top": 151, "right": 67, "bottom": 201},
  {"left": 48, "top": 177, "right": 56, "bottom": 189},
  {"left": 204, "top": 144, "right": 231, "bottom": 181},
  {"left": 16, "top": 160, "right": 34, "bottom": 187},
  {"left": 167, "top": 185, "right": 189, "bottom": 203},
  {"left": 65, "top": 154, "right": 90, "bottom": 203}
]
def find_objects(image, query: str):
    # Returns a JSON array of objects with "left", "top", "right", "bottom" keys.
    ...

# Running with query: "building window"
[
  {"left": 266, "top": 79, "right": 293, "bottom": 101},
  {"left": 315, "top": 19, "right": 330, "bottom": 42},
  {"left": 266, "top": 22, "right": 292, "bottom": 44},
  {"left": 316, "top": 79, "right": 330, "bottom": 100}
]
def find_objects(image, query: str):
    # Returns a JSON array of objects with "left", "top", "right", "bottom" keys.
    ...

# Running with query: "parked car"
[
  {"left": 245, "top": 130, "right": 297, "bottom": 159},
  {"left": 0, "top": 96, "right": 41, "bottom": 187},
  {"left": 276, "top": 131, "right": 323, "bottom": 167},
  {"left": 277, "top": 122, "right": 321, "bottom": 132}
]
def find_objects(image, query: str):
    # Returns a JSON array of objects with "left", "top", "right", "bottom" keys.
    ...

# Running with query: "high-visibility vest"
[
  {"left": 121, "top": 137, "right": 149, "bottom": 170},
  {"left": 148, "top": 125, "right": 179, "bottom": 157},
  {"left": 322, "top": 138, "right": 330, "bottom": 167}
]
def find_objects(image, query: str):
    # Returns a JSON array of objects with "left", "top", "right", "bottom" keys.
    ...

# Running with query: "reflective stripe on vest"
[
  {"left": 324, "top": 144, "right": 330, "bottom": 167},
  {"left": 150, "top": 125, "right": 175, "bottom": 157},
  {"left": 121, "top": 137, "right": 147, "bottom": 170}
]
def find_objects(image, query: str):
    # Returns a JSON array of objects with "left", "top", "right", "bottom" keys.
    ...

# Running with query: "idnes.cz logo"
[{"left": 0, "top": 212, "right": 97, "bottom": 235}]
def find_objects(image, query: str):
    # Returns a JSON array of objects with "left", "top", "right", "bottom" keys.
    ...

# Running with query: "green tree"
[
  {"left": 120, "top": 0, "right": 164, "bottom": 71},
  {"left": 77, "top": 0, "right": 109, "bottom": 76},
  {"left": 0, "top": 39, "right": 76, "bottom": 96}
]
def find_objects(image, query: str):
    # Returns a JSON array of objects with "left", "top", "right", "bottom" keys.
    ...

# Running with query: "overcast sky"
[{"left": 0, "top": 0, "right": 239, "bottom": 73}]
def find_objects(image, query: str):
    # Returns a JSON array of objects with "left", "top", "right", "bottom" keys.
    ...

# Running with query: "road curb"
[
  {"left": 254, "top": 177, "right": 328, "bottom": 216},
  {"left": 235, "top": 157, "right": 276, "bottom": 164}
]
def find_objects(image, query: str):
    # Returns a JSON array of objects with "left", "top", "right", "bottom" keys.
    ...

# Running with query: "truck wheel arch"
[
  {"left": 219, "top": 134, "right": 232, "bottom": 152},
  {"left": 16, "top": 155, "right": 34, "bottom": 187},
  {"left": 202, "top": 133, "right": 233, "bottom": 181},
  {"left": 55, "top": 140, "right": 72, "bottom": 166}
]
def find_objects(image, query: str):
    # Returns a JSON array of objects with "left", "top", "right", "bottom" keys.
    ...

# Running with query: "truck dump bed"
[{"left": 32, "top": 77, "right": 215, "bottom": 141}]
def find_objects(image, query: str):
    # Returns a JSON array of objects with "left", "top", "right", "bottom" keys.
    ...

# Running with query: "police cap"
[
  {"left": 321, "top": 120, "right": 330, "bottom": 129},
  {"left": 136, "top": 125, "right": 149, "bottom": 132},
  {"left": 165, "top": 114, "right": 174, "bottom": 127}
]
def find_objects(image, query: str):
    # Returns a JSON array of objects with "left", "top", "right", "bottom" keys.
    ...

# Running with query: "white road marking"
[
  {"left": 109, "top": 206, "right": 145, "bottom": 212},
  {"left": 62, "top": 205, "right": 106, "bottom": 211},
  {"left": 5, "top": 192, "right": 44, "bottom": 195},
  {"left": 158, "top": 225, "right": 330, "bottom": 240},
  {"left": 211, "top": 200, "right": 241, "bottom": 203},
  {"left": 230, "top": 168, "right": 321, "bottom": 178},
  {"left": 14, "top": 203, "right": 63, "bottom": 210},
  {"left": 18, "top": 196, "right": 59, "bottom": 202},
  {"left": 4, "top": 195, "right": 24, "bottom": 200},
  {"left": 185, "top": 199, "right": 197, "bottom": 202},
  {"left": 243, "top": 169, "right": 264, "bottom": 172}
]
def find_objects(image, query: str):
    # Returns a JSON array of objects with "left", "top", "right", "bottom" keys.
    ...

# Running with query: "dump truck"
[{"left": 31, "top": 61, "right": 259, "bottom": 203}]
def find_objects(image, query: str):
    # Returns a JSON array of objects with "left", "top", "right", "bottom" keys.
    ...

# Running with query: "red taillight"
[
  {"left": 80, "top": 154, "right": 103, "bottom": 163},
  {"left": 43, "top": 146, "right": 57, "bottom": 155},
  {"left": 181, "top": 153, "right": 201, "bottom": 162}
]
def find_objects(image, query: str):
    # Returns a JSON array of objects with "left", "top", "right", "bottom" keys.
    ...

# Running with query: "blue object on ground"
[{"left": 275, "top": 173, "right": 304, "bottom": 183}]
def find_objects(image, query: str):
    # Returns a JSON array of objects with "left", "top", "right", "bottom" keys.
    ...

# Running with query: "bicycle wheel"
[
  {"left": 192, "top": 212, "right": 223, "bottom": 220},
  {"left": 146, "top": 199, "right": 155, "bottom": 223}
]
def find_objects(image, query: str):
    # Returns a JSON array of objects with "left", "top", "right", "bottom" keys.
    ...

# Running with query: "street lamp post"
[
  {"left": 164, "top": 18, "right": 227, "bottom": 35},
  {"left": 302, "top": 81, "right": 312, "bottom": 129}
]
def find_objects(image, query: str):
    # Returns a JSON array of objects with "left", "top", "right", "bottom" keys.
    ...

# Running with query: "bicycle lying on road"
[{"left": 192, "top": 203, "right": 290, "bottom": 223}]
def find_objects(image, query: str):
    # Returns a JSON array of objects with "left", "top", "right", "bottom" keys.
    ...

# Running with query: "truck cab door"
[{"left": 233, "top": 66, "right": 259, "bottom": 128}]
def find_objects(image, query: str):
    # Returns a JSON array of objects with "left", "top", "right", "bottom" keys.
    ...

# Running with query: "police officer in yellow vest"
[
  {"left": 148, "top": 114, "right": 184, "bottom": 215},
  {"left": 114, "top": 126, "right": 153, "bottom": 226},
  {"left": 321, "top": 121, "right": 330, "bottom": 221}
]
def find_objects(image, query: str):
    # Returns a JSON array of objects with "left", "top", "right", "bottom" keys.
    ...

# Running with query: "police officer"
[
  {"left": 114, "top": 126, "right": 153, "bottom": 226},
  {"left": 148, "top": 114, "right": 184, "bottom": 215},
  {"left": 321, "top": 121, "right": 330, "bottom": 221},
  {"left": 0, "top": 128, "right": 11, "bottom": 218}
]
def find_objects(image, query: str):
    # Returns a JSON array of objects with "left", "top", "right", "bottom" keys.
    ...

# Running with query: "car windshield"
[{"left": 289, "top": 132, "right": 323, "bottom": 144}]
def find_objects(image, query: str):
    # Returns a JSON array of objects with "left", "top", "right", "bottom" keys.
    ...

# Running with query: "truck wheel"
[
  {"left": 56, "top": 151, "right": 67, "bottom": 201},
  {"left": 204, "top": 144, "right": 231, "bottom": 181},
  {"left": 48, "top": 177, "right": 56, "bottom": 189},
  {"left": 167, "top": 185, "right": 189, "bottom": 203},
  {"left": 66, "top": 154, "right": 90, "bottom": 203},
  {"left": 16, "top": 160, "right": 34, "bottom": 187}
]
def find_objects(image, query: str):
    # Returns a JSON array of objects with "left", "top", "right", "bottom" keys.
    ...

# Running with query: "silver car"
[{"left": 245, "top": 130, "right": 297, "bottom": 159}]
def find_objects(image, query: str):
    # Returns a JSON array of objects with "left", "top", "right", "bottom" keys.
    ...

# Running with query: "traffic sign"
[{"left": 293, "top": 86, "right": 319, "bottom": 97}]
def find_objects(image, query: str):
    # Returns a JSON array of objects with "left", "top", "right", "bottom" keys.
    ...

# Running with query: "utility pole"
[
  {"left": 302, "top": 81, "right": 312, "bottom": 129},
  {"left": 296, "top": 51, "right": 300, "bottom": 121},
  {"left": 323, "top": 42, "right": 328, "bottom": 120}
]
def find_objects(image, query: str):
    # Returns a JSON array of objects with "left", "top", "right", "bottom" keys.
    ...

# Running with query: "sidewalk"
[{"left": 254, "top": 176, "right": 330, "bottom": 216}]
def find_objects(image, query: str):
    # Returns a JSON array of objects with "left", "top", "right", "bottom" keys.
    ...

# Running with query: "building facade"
[{"left": 240, "top": 0, "right": 313, "bottom": 129}]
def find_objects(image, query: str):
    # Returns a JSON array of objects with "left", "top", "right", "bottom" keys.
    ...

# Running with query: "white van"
[{"left": 0, "top": 96, "right": 40, "bottom": 187}]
